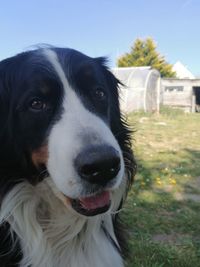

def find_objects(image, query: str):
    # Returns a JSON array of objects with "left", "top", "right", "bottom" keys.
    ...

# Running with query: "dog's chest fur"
[{"left": 0, "top": 178, "right": 124, "bottom": 267}]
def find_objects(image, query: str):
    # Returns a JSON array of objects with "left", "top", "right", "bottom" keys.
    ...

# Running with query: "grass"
[{"left": 123, "top": 107, "right": 200, "bottom": 267}]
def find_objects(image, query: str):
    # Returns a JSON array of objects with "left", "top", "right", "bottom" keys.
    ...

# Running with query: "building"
[
  {"left": 113, "top": 63, "right": 200, "bottom": 113},
  {"left": 162, "top": 62, "right": 200, "bottom": 112},
  {"left": 172, "top": 61, "right": 195, "bottom": 79}
]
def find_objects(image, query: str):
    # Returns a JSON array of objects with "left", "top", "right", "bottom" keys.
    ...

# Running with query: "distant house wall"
[{"left": 161, "top": 78, "right": 200, "bottom": 112}]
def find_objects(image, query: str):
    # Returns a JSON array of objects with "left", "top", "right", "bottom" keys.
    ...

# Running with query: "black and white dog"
[{"left": 0, "top": 47, "right": 136, "bottom": 267}]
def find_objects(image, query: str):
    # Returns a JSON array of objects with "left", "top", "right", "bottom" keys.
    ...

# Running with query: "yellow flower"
[
  {"left": 169, "top": 178, "right": 177, "bottom": 185},
  {"left": 156, "top": 180, "right": 162, "bottom": 185}
]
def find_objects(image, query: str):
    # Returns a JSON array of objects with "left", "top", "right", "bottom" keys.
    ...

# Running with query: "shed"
[
  {"left": 161, "top": 78, "right": 200, "bottom": 112},
  {"left": 112, "top": 67, "right": 161, "bottom": 113}
]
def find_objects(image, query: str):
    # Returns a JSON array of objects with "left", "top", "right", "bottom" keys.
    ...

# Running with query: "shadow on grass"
[
  {"left": 123, "top": 148, "right": 200, "bottom": 267},
  {"left": 124, "top": 192, "right": 200, "bottom": 267}
]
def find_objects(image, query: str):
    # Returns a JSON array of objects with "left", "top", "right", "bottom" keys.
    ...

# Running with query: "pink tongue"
[{"left": 80, "top": 191, "right": 110, "bottom": 210}]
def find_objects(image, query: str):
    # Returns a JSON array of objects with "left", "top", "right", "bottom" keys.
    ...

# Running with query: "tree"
[{"left": 117, "top": 38, "right": 176, "bottom": 78}]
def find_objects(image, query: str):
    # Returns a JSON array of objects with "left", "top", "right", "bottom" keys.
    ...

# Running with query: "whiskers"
[{"left": 110, "top": 207, "right": 124, "bottom": 215}]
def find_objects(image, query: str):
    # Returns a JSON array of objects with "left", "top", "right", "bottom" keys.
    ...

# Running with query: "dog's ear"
[
  {"left": 0, "top": 63, "right": 4, "bottom": 121},
  {"left": 102, "top": 67, "right": 136, "bottom": 185},
  {"left": 0, "top": 61, "right": 10, "bottom": 142}
]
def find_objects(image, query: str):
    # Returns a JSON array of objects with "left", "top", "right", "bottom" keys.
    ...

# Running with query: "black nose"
[{"left": 75, "top": 145, "right": 121, "bottom": 186}]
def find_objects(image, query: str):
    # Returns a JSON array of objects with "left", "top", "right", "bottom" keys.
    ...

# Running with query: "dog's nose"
[{"left": 75, "top": 145, "right": 121, "bottom": 186}]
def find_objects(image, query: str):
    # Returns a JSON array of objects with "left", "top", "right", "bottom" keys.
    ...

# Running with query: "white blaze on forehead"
[
  {"left": 43, "top": 49, "right": 71, "bottom": 90},
  {"left": 43, "top": 49, "right": 124, "bottom": 199}
]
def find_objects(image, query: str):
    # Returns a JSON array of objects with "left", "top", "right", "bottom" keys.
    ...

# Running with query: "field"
[{"left": 123, "top": 107, "right": 200, "bottom": 267}]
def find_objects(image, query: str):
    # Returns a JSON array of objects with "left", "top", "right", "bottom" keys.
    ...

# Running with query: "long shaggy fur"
[
  {"left": 0, "top": 178, "right": 126, "bottom": 267},
  {"left": 0, "top": 47, "right": 136, "bottom": 267}
]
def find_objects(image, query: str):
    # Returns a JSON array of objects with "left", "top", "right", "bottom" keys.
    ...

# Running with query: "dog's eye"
[
  {"left": 95, "top": 88, "right": 106, "bottom": 101},
  {"left": 29, "top": 98, "right": 46, "bottom": 111}
]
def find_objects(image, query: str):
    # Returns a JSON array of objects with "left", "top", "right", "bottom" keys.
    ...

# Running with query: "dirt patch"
[
  {"left": 154, "top": 122, "right": 167, "bottom": 126},
  {"left": 188, "top": 176, "right": 200, "bottom": 188},
  {"left": 174, "top": 192, "right": 200, "bottom": 202},
  {"left": 174, "top": 177, "right": 200, "bottom": 202},
  {"left": 139, "top": 117, "right": 149, "bottom": 123},
  {"left": 152, "top": 233, "right": 191, "bottom": 245}
]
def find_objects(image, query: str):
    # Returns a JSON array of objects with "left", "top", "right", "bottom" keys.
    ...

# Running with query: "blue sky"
[{"left": 0, "top": 0, "right": 199, "bottom": 75}]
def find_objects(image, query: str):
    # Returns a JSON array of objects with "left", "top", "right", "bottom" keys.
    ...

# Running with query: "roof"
[
  {"left": 112, "top": 67, "right": 160, "bottom": 112},
  {"left": 112, "top": 66, "right": 160, "bottom": 89},
  {"left": 172, "top": 61, "right": 195, "bottom": 79}
]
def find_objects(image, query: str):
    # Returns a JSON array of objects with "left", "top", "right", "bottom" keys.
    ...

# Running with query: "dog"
[{"left": 0, "top": 47, "right": 136, "bottom": 267}]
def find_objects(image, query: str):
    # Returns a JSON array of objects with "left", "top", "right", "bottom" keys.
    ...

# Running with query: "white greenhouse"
[{"left": 112, "top": 67, "right": 161, "bottom": 113}]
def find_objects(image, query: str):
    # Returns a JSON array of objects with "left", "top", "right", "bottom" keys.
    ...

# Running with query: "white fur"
[
  {"left": 43, "top": 49, "right": 125, "bottom": 199},
  {"left": 0, "top": 178, "right": 126, "bottom": 267},
  {"left": 0, "top": 48, "right": 127, "bottom": 266}
]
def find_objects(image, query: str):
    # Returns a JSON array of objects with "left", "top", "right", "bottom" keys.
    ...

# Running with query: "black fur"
[{"left": 0, "top": 47, "right": 136, "bottom": 266}]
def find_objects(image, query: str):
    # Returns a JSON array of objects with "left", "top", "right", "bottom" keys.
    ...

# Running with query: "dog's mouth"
[
  {"left": 68, "top": 191, "right": 111, "bottom": 216},
  {"left": 39, "top": 169, "right": 112, "bottom": 216}
]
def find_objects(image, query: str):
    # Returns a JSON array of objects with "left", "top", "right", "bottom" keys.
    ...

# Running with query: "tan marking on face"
[
  {"left": 61, "top": 194, "right": 71, "bottom": 207},
  {"left": 54, "top": 191, "right": 72, "bottom": 208},
  {"left": 31, "top": 145, "right": 49, "bottom": 168}
]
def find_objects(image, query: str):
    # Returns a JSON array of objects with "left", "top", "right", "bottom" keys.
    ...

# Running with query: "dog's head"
[{"left": 0, "top": 47, "right": 135, "bottom": 216}]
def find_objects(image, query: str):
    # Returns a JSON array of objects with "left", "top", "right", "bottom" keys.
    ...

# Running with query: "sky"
[{"left": 0, "top": 0, "right": 200, "bottom": 76}]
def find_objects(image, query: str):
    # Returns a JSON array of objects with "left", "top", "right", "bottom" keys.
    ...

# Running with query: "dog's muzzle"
[{"left": 68, "top": 145, "right": 121, "bottom": 216}]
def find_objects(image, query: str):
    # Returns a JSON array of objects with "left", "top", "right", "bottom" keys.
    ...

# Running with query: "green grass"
[{"left": 123, "top": 107, "right": 200, "bottom": 267}]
